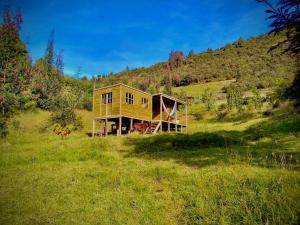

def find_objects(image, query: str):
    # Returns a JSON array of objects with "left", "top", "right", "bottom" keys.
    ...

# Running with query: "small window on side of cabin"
[
  {"left": 102, "top": 92, "right": 112, "bottom": 104},
  {"left": 141, "top": 97, "right": 148, "bottom": 108},
  {"left": 126, "top": 92, "right": 134, "bottom": 104},
  {"left": 107, "top": 92, "right": 112, "bottom": 103},
  {"left": 102, "top": 94, "right": 106, "bottom": 104}
]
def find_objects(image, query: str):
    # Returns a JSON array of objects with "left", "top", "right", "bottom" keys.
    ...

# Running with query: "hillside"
[{"left": 95, "top": 32, "right": 298, "bottom": 93}]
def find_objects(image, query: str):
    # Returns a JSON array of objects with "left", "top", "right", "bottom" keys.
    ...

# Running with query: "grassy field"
[
  {"left": 1, "top": 106, "right": 299, "bottom": 225},
  {"left": 173, "top": 80, "right": 235, "bottom": 97}
]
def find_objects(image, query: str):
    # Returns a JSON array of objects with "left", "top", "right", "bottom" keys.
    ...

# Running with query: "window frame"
[
  {"left": 126, "top": 92, "right": 134, "bottom": 104},
  {"left": 102, "top": 92, "right": 112, "bottom": 104},
  {"left": 141, "top": 97, "right": 148, "bottom": 109}
]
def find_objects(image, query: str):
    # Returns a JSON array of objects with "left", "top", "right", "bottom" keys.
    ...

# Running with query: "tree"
[
  {"left": 50, "top": 87, "right": 82, "bottom": 129},
  {"left": 257, "top": 0, "right": 300, "bottom": 54},
  {"left": 45, "top": 30, "right": 55, "bottom": 67},
  {"left": 202, "top": 88, "right": 215, "bottom": 111},
  {"left": 31, "top": 32, "right": 62, "bottom": 110},
  {"left": 0, "top": 5, "right": 31, "bottom": 137},
  {"left": 55, "top": 49, "right": 64, "bottom": 75},
  {"left": 257, "top": 0, "right": 300, "bottom": 105},
  {"left": 168, "top": 51, "right": 185, "bottom": 70},
  {"left": 226, "top": 86, "right": 243, "bottom": 111}
]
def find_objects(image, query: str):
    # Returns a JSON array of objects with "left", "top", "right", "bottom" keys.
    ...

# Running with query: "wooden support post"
[
  {"left": 160, "top": 95, "right": 163, "bottom": 134},
  {"left": 105, "top": 118, "right": 108, "bottom": 136},
  {"left": 168, "top": 120, "right": 170, "bottom": 132},
  {"left": 185, "top": 103, "right": 188, "bottom": 133},
  {"left": 130, "top": 118, "right": 133, "bottom": 134},
  {"left": 175, "top": 101, "right": 177, "bottom": 133},
  {"left": 92, "top": 119, "right": 95, "bottom": 137},
  {"left": 118, "top": 117, "right": 122, "bottom": 136}
]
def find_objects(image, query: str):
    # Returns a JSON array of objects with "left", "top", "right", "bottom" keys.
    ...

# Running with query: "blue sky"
[{"left": 2, "top": 0, "right": 274, "bottom": 78}]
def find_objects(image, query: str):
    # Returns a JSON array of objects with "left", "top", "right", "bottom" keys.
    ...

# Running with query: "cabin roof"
[
  {"left": 94, "top": 83, "right": 186, "bottom": 104},
  {"left": 94, "top": 83, "right": 152, "bottom": 96}
]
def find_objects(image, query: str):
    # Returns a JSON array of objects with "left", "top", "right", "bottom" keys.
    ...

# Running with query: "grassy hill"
[
  {"left": 1, "top": 98, "right": 299, "bottom": 224},
  {"left": 96, "top": 32, "right": 298, "bottom": 94}
]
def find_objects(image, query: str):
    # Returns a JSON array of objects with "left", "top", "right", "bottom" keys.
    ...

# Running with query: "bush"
[
  {"left": 226, "top": 85, "right": 243, "bottom": 111},
  {"left": 218, "top": 103, "right": 227, "bottom": 111},
  {"left": 52, "top": 123, "right": 72, "bottom": 139},
  {"left": 49, "top": 88, "right": 83, "bottom": 130},
  {"left": 193, "top": 112, "right": 203, "bottom": 121},
  {"left": 202, "top": 88, "right": 215, "bottom": 111},
  {"left": 216, "top": 111, "right": 228, "bottom": 121}
]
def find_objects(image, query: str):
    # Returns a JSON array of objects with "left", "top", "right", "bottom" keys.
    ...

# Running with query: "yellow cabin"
[{"left": 92, "top": 84, "right": 187, "bottom": 136}]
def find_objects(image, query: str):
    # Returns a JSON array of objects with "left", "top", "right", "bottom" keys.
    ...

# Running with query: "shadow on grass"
[{"left": 125, "top": 115, "right": 300, "bottom": 169}]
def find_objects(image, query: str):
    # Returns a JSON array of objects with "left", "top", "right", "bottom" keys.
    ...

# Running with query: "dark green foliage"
[
  {"left": 285, "top": 72, "right": 300, "bottom": 106},
  {"left": 0, "top": 6, "right": 31, "bottom": 137},
  {"left": 257, "top": 0, "right": 300, "bottom": 55},
  {"left": 257, "top": 0, "right": 300, "bottom": 106}
]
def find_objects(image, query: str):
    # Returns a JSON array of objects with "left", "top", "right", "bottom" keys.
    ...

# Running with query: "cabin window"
[
  {"left": 102, "top": 92, "right": 112, "bottom": 104},
  {"left": 126, "top": 92, "right": 134, "bottom": 104},
  {"left": 141, "top": 97, "right": 148, "bottom": 108}
]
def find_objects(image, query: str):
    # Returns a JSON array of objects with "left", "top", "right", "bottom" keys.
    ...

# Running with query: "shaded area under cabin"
[{"left": 92, "top": 84, "right": 187, "bottom": 136}]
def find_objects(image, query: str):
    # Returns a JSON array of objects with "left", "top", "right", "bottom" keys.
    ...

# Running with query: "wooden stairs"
[{"left": 144, "top": 121, "right": 161, "bottom": 134}]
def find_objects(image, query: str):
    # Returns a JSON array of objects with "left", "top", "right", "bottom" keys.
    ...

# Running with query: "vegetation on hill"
[{"left": 95, "top": 33, "right": 298, "bottom": 94}]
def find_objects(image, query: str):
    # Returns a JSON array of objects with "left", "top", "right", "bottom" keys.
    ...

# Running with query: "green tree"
[
  {"left": 50, "top": 87, "right": 82, "bottom": 129},
  {"left": 257, "top": 0, "right": 300, "bottom": 105},
  {"left": 226, "top": 86, "right": 243, "bottom": 111},
  {"left": 0, "top": 5, "right": 31, "bottom": 137},
  {"left": 31, "top": 32, "right": 62, "bottom": 110},
  {"left": 202, "top": 88, "right": 215, "bottom": 111}
]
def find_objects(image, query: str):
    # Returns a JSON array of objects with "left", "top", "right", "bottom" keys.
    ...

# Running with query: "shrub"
[
  {"left": 52, "top": 123, "right": 72, "bottom": 139},
  {"left": 202, "top": 88, "right": 215, "bottom": 111},
  {"left": 50, "top": 88, "right": 83, "bottom": 130},
  {"left": 216, "top": 111, "right": 228, "bottom": 121},
  {"left": 193, "top": 112, "right": 203, "bottom": 121},
  {"left": 226, "top": 85, "right": 243, "bottom": 111},
  {"left": 218, "top": 103, "right": 227, "bottom": 111}
]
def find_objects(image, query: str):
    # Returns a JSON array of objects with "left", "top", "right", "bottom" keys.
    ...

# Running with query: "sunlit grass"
[
  {"left": 173, "top": 80, "right": 235, "bottom": 97},
  {"left": 1, "top": 108, "right": 299, "bottom": 225}
]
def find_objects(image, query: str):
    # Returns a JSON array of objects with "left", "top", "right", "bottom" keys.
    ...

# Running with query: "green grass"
[
  {"left": 173, "top": 80, "right": 235, "bottom": 97},
  {"left": 0, "top": 108, "right": 299, "bottom": 225}
]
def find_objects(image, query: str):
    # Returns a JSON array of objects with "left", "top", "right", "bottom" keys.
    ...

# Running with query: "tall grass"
[{"left": 0, "top": 108, "right": 299, "bottom": 224}]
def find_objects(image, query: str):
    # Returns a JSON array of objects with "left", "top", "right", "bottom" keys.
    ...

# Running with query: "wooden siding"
[
  {"left": 93, "top": 84, "right": 186, "bottom": 126},
  {"left": 93, "top": 85, "right": 121, "bottom": 117},
  {"left": 120, "top": 85, "right": 152, "bottom": 121},
  {"left": 93, "top": 84, "right": 152, "bottom": 121}
]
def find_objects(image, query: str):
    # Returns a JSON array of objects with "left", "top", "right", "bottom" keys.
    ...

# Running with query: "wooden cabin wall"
[
  {"left": 93, "top": 85, "right": 121, "bottom": 117},
  {"left": 120, "top": 86, "right": 152, "bottom": 121}
]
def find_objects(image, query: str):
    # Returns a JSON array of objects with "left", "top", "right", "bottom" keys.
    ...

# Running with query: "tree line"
[{"left": 0, "top": 6, "right": 93, "bottom": 137}]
